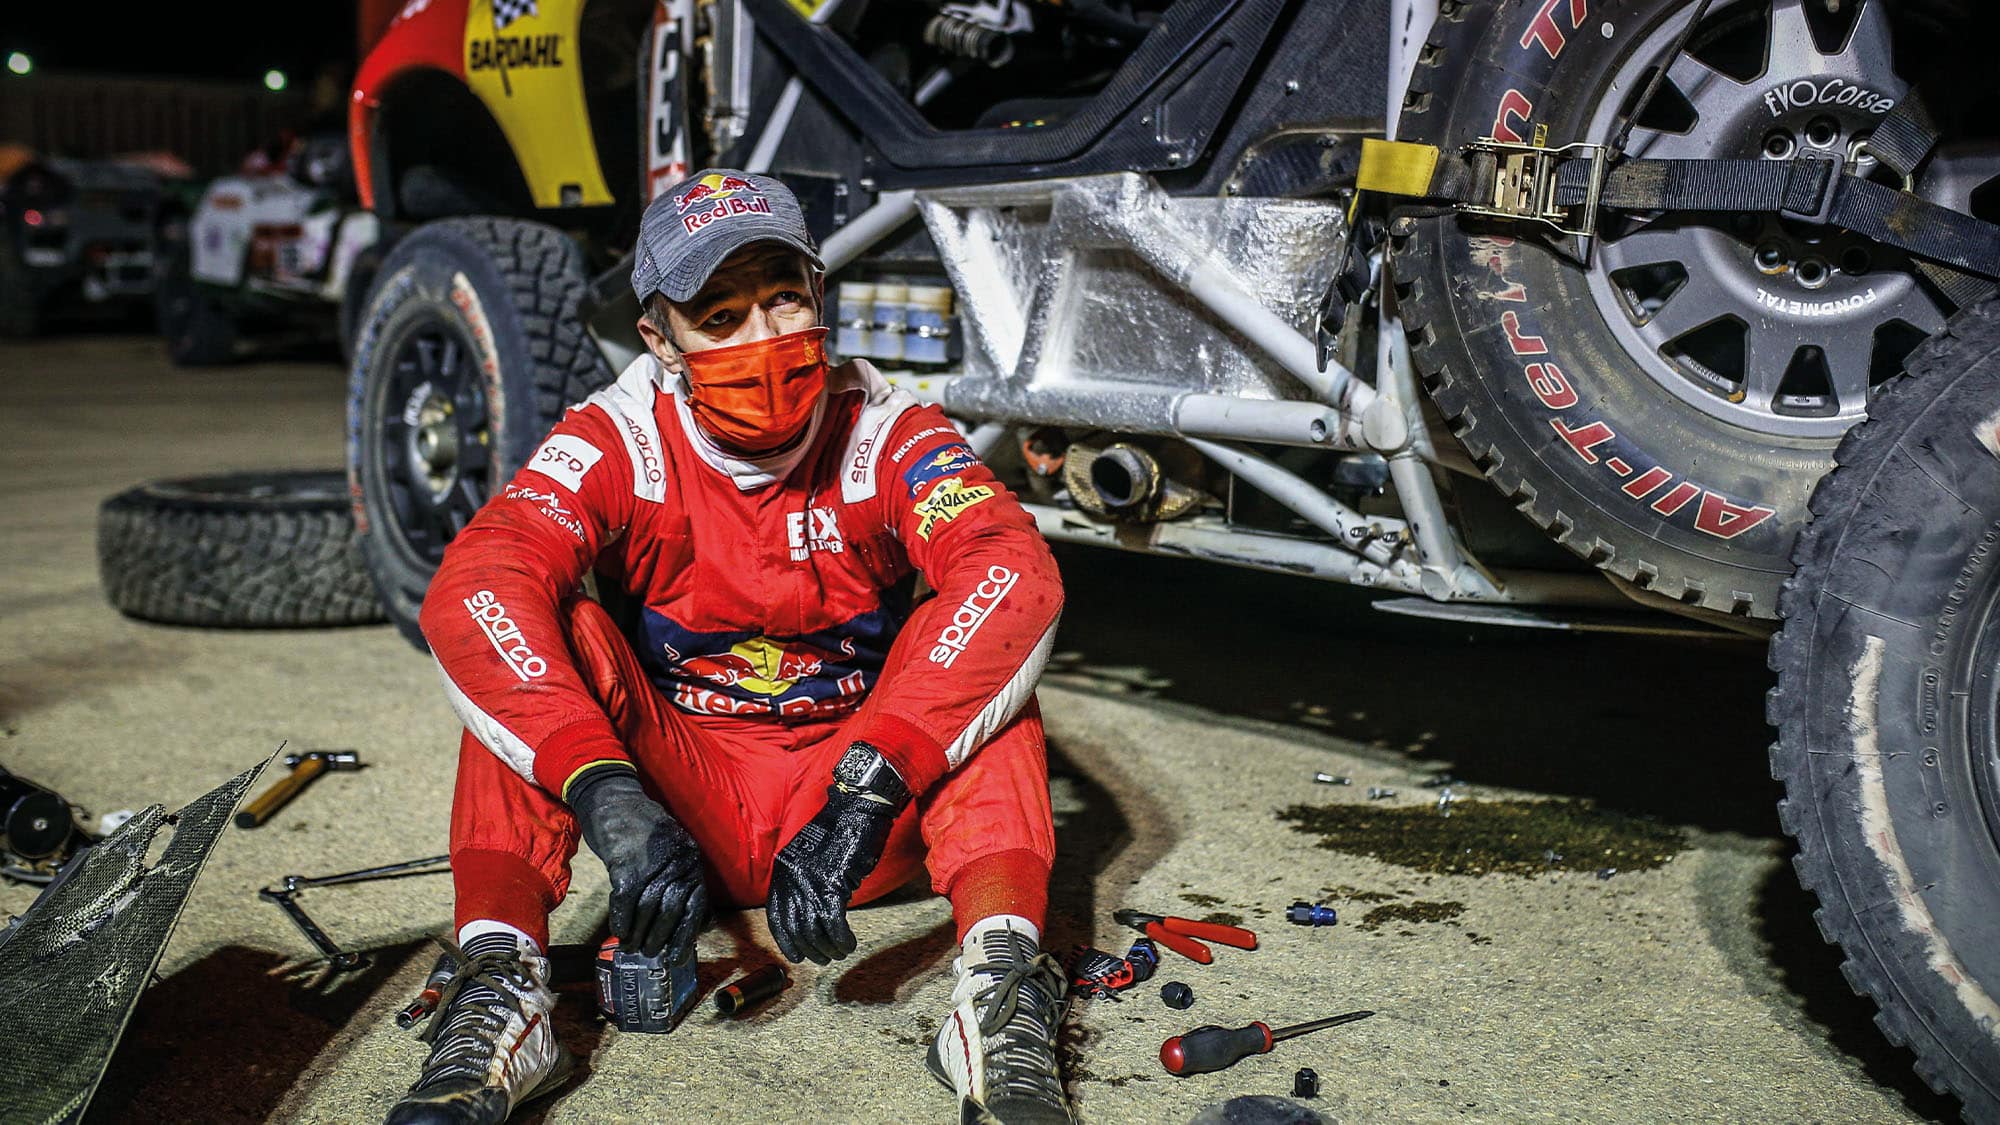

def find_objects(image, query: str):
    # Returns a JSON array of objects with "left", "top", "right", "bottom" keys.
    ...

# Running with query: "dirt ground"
[{"left": 0, "top": 333, "right": 1964, "bottom": 1123}]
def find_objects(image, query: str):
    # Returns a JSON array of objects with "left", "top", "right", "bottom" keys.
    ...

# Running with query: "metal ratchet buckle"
[{"left": 1458, "top": 137, "right": 1609, "bottom": 246}]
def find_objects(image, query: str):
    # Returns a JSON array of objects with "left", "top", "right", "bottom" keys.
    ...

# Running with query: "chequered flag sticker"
[{"left": 493, "top": 0, "right": 537, "bottom": 31}]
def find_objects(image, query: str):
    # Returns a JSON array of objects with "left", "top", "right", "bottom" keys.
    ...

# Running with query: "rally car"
[
  {"left": 339, "top": 1, "right": 2000, "bottom": 1116},
  {"left": 156, "top": 132, "right": 383, "bottom": 365}
]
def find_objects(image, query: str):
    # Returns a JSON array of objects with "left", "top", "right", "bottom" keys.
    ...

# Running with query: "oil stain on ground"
[
  {"left": 1355, "top": 900, "right": 1465, "bottom": 932},
  {"left": 1275, "top": 798, "right": 1686, "bottom": 878}
]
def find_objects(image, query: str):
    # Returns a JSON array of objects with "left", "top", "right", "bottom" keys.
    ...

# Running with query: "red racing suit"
[{"left": 419, "top": 353, "right": 1064, "bottom": 913}]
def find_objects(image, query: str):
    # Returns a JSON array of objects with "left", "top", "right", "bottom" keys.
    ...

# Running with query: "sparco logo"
[
  {"left": 625, "top": 417, "right": 664, "bottom": 484},
  {"left": 849, "top": 436, "right": 875, "bottom": 485},
  {"left": 929, "top": 566, "right": 1017, "bottom": 668},
  {"left": 464, "top": 590, "right": 549, "bottom": 681}
]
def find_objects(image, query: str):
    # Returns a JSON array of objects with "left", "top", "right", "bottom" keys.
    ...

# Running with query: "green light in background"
[
  {"left": 263, "top": 69, "right": 287, "bottom": 92},
  {"left": 6, "top": 53, "right": 32, "bottom": 76}
]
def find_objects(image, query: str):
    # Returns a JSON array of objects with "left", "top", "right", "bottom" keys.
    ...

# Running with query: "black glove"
[
  {"left": 568, "top": 768, "right": 710, "bottom": 964},
  {"left": 766, "top": 743, "right": 911, "bottom": 965}
]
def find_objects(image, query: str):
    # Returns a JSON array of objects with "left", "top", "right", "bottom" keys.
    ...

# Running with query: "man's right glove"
[{"left": 568, "top": 767, "right": 709, "bottom": 965}]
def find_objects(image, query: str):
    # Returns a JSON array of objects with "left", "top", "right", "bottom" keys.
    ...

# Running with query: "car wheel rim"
[
  {"left": 1578, "top": 0, "right": 1987, "bottom": 438},
  {"left": 376, "top": 312, "right": 491, "bottom": 566}
]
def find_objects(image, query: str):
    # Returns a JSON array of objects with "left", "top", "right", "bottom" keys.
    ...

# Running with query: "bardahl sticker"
[{"left": 914, "top": 477, "right": 995, "bottom": 540}]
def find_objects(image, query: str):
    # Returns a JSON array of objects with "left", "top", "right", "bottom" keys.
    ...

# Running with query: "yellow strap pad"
[{"left": 1357, "top": 138, "right": 1442, "bottom": 198}]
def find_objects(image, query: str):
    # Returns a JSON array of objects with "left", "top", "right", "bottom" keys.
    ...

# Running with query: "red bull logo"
[
  {"left": 675, "top": 173, "right": 756, "bottom": 212},
  {"left": 666, "top": 635, "right": 857, "bottom": 698},
  {"left": 675, "top": 173, "right": 773, "bottom": 234}
]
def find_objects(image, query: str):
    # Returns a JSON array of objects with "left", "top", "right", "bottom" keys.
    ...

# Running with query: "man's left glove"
[{"left": 766, "top": 742, "right": 912, "bottom": 965}]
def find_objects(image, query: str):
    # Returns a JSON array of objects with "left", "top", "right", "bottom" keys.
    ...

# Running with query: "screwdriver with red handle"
[{"left": 1160, "top": 1010, "right": 1375, "bottom": 1076}]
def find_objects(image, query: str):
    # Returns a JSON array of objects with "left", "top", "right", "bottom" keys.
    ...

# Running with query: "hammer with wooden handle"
[{"left": 235, "top": 750, "right": 361, "bottom": 828}]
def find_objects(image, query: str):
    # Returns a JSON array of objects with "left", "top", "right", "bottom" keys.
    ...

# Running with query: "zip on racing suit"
[{"left": 418, "top": 350, "right": 1064, "bottom": 948}]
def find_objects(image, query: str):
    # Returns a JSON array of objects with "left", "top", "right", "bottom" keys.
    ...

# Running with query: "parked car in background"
[
  {"left": 0, "top": 146, "right": 186, "bottom": 337},
  {"left": 155, "top": 131, "right": 384, "bottom": 365}
]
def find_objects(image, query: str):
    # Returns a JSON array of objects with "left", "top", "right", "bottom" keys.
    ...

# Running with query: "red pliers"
[{"left": 1112, "top": 909, "right": 1258, "bottom": 964}]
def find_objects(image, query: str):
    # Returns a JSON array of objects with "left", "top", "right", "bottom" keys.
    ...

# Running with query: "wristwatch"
[{"left": 832, "top": 742, "right": 911, "bottom": 808}]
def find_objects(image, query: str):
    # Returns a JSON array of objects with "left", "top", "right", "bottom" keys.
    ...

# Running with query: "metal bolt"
[
  {"left": 1313, "top": 772, "right": 1352, "bottom": 786},
  {"left": 1367, "top": 786, "right": 1397, "bottom": 800},
  {"left": 1922, "top": 748, "right": 1939, "bottom": 767},
  {"left": 1436, "top": 788, "right": 1456, "bottom": 815},
  {"left": 1284, "top": 79, "right": 1300, "bottom": 95},
  {"left": 1596, "top": 867, "right": 1617, "bottom": 880},
  {"left": 1165, "top": 151, "right": 1184, "bottom": 166}
]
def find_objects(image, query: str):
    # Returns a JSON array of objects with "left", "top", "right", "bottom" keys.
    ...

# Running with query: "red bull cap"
[{"left": 634, "top": 167, "right": 823, "bottom": 304}]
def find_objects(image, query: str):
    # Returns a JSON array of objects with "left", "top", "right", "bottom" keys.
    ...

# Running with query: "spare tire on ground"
[{"left": 97, "top": 471, "right": 385, "bottom": 627}]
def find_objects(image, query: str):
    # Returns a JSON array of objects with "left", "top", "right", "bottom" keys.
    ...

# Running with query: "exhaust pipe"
[{"left": 1065, "top": 442, "right": 1205, "bottom": 522}]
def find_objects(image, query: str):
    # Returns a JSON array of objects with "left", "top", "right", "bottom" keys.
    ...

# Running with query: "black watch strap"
[{"left": 831, "top": 742, "right": 911, "bottom": 808}]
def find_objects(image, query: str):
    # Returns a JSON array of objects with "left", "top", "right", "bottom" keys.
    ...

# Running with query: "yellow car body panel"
[{"left": 462, "top": 0, "right": 611, "bottom": 208}]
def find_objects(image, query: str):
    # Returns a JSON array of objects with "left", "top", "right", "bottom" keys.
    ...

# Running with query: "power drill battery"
[{"left": 595, "top": 937, "right": 700, "bottom": 1033}]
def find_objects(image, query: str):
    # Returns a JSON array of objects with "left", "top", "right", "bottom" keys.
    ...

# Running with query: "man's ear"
[{"left": 635, "top": 310, "right": 686, "bottom": 378}]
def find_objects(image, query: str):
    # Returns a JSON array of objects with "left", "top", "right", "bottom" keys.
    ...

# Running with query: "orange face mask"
[{"left": 681, "top": 326, "right": 830, "bottom": 454}]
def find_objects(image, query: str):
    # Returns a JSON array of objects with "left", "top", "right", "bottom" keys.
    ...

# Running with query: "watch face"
[{"left": 835, "top": 746, "right": 875, "bottom": 785}]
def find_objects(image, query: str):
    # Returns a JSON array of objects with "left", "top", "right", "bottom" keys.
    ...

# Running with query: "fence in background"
[{"left": 0, "top": 73, "right": 314, "bottom": 177}]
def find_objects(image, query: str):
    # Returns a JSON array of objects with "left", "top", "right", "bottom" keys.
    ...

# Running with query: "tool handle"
[
  {"left": 1145, "top": 922, "right": 1213, "bottom": 964},
  {"left": 294, "top": 854, "right": 451, "bottom": 889},
  {"left": 236, "top": 756, "right": 327, "bottom": 828},
  {"left": 1160, "top": 1022, "right": 1272, "bottom": 1076},
  {"left": 1168, "top": 919, "right": 1258, "bottom": 950}
]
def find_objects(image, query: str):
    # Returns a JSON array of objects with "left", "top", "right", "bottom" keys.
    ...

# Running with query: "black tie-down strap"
[
  {"left": 1378, "top": 134, "right": 2000, "bottom": 292},
  {"left": 1549, "top": 155, "right": 2000, "bottom": 286}
]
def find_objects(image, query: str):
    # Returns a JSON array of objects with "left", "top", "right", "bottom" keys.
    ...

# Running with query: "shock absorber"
[{"left": 924, "top": 12, "right": 1013, "bottom": 66}]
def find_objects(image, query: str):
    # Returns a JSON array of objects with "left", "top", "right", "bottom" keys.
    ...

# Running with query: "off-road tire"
[
  {"left": 347, "top": 217, "right": 614, "bottom": 650},
  {"left": 155, "top": 246, "right": 238, "bottom": 366},
  {"left": 1393, "top": 0, "right": 1873, "bottom": 618},
  {"left": 1769, "top": 296, "right": 2000, "bottom": 1123},
  {"left": 97, "top": 472, "right": 385, "bottom": 627}
]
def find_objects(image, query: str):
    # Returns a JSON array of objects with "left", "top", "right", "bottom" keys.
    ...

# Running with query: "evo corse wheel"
[
  {"left": 1392, "top": 0, "right": 1990, "bottom": 617},
  {"left": 1770, "top": 296, "right": 2000, "bottom": 1122},
  {"left": 347, "top": 218, "right": 613, "bottom": 650}
]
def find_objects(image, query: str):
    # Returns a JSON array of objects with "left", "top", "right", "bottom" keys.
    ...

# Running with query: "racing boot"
[
  {"left": 385, "top": 930, "right": 573, "bottom": 1125},
  {"left": 927, "top": 917, "right": 1074, "bottom": 1125}
]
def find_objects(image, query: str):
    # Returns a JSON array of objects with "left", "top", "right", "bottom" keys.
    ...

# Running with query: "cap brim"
[{"left": 656, "top": 231, "right": 826, "bottom": 304}]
